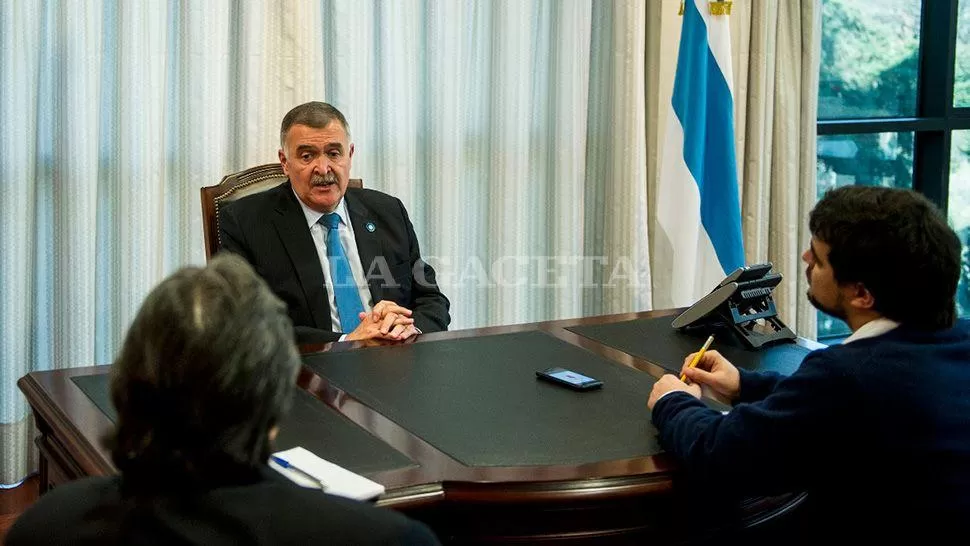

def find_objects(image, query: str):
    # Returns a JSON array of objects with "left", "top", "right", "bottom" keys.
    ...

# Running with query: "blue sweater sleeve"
[
  {"left": 736, "top": 368, "right": 785, "bottom": 403},
  {"left": 651, "top": 351, "right": 856, "bottom": 495}
]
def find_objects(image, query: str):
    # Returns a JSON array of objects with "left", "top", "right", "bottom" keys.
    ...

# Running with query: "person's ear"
[
  {"left": 278, "top": 149, "right": 289, "bottom": 175},
  {"left": 348, "top": 142, "right": 355, "bottom": 159},
  {"left": 846, "top": 282, "right": 875, "bottom": 310},
  {"left": 268, "top": 425, "right": 280, "bottom": 442}
]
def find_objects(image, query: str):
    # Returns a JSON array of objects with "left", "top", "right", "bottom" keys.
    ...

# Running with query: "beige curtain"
[{"left": 734, "top": 0, "right": 822, "bottom": 338}]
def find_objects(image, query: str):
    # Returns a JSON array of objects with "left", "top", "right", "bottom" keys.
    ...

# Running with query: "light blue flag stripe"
[{"left": 671, "top": 0, "right": 745, "bottom": 273}]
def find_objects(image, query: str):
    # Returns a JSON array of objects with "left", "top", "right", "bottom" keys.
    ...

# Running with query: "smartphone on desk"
[{"left": 536, "top": 367, "right": 603, "bottom": 391}]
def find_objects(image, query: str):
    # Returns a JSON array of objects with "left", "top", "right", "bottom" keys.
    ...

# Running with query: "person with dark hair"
[
  {"left": 7, "top": 254, "right": 440, "bottom": 545},
  {"left": 220, "top": 101, "right": 450, "bottom": 345},
  {"left": 646, "top": 186, "right": 970, "bottom": 540}
]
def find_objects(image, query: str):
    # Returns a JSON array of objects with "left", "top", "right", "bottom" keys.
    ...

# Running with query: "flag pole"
[{"left": 679, "top": 2, "right": 734, "bottom": 17}]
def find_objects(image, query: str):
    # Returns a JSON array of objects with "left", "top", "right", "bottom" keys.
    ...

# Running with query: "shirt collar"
[
  {"left": 842, "top": 317, "right": 900, "bottom": 344},
  {"left": 292, "top": 187, "right": 350, "bottom": 229}
]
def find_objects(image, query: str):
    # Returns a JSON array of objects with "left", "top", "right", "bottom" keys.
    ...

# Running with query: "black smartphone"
[{"left": 536, "top": 367, "right": 603, "bottom": 391}]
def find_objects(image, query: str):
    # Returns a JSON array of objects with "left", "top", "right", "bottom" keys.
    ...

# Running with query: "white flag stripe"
[{"left": 657, "top": 117, "right": 727, "bottom": 307}]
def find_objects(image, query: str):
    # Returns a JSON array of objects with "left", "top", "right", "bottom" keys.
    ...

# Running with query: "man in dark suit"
[
  {"left": 646, "top": 186, "right": 970, "bottom": 542},
  {"left": 220, "top": 101, "right": 450, "bottom": 344},
  {"left": 7, "top": 254, "right": 440, "bottom": 545}
]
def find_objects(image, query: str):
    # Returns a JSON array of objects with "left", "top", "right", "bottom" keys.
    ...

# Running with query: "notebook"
[{"left": 269, "top": 446, "right": 386, "bottom": 501}]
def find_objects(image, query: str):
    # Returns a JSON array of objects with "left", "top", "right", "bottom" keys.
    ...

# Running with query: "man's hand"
[
  {"left": 680, "top": 349, "right": 741, "bottom": 402},
  {"left": 344, "top": 310, "right": 418, "bottom": 342},
  {"left": 369, "top": 300, "right": 413, "bottom": 324},
  {"left": 369, "top": 300, "right": 419, "bottom": 339},
  {"left": 647, "top": 374, "right": 701, "bottom": 410}
]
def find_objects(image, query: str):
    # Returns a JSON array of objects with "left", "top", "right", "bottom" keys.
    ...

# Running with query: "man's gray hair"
[
  {"left": 280, "top": 101, "right": 350, "bottom": 147},
  {"left": 106, "top": 253, "right": 301, "bottom": 491}
]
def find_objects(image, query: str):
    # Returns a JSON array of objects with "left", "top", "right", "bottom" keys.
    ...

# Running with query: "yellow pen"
[{"left": 680, "top": 335, "right": 714, "bottom": 383}]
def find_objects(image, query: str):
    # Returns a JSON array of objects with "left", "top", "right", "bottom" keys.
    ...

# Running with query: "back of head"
[
  {"left": 809, "top": 185, "right": 961, "bottom": 330},
  {"left": 107, "top": 254, "right": 300, "bottom": 491}
]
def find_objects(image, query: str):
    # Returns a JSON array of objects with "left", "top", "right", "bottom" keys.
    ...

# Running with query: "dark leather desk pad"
[
  {"left": 304, "top": 331, "right": 663, "bottom": 467},
  {"left": 71, "top": 373, "right": 414, "bottom": 475},
  {"left": 568, "top": 315, "right": 812, "bottom": 375}
]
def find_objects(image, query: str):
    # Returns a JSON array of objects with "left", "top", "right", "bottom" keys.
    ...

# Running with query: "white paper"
[{"left": 269, "top": 446, "right": 385, "bottom": 501}]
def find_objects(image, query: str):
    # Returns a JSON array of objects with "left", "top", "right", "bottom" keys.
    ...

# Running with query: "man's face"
[
  {"left": 801, "top": 237, "right": 847, "bottom": 320},
  {"left": 279, "top": 121, "right": 354, "bottom": 213}
]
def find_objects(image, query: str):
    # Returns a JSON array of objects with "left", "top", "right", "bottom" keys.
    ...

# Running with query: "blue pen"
[{"left": 271, "top": 455, "right": 328, "bottom": 491}]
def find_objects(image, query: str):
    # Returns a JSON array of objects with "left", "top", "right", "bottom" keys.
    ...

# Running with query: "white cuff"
[{"left": 654, "top": 389, "right": 681, "bottom": 406}]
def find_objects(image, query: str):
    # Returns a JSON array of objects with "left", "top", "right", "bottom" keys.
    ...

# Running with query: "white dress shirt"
[
  {"left": 842, "top": 317, "right": 900, "bottom": 344},
  {"left": 293, "top": 189, "right": 374, "bottom": 333}
]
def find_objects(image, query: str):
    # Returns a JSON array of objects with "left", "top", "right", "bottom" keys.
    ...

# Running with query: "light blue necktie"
[{"left": 320, "top": 213, "right": 364, "bottom": 332}]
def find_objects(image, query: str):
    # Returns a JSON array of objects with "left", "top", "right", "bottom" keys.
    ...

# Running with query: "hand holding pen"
[
  {"left": 679, "top": 344, "right": 741, "bottom": 403},
  {"left": 680, "top": 335, "right": 714, "bottom": 383}
]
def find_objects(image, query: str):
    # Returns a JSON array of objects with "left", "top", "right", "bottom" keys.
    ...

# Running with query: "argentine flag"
[{"left": 655, "top": 0, "right": 745, "bottom": 308}]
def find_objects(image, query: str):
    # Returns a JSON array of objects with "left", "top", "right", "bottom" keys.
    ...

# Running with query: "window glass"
[
  {"left": 817, "top": 132, "right": 914, "bottom": 198},
  {"left": 955, "top": 0, "right": 970, "bottom": 107},
  {"left": 819, "top": 0, "right": 921, "bottom": 119},
  {"left": 817, "top": 314, "right": 851, "bottom": 342},
  {"left": 949, "top": 130, "right": 970, "bottom": 317}
]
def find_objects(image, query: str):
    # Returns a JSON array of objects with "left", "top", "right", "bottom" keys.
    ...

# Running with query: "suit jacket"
[
  {"left": 219, "top": 182, "right": 450, "bottom": 343},
  {"left": 651, "top": 322, "right": 970, "bottom": 542},
  {"left": 7, "top": 469, "right": 440, "bottom": 545}
]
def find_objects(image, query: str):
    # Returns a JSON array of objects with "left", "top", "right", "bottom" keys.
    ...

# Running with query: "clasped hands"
[
  {"left": 646, "top": 350, "right": 741, "bottom": 410},
  {"left": 345, "top": 300, "right": 420, "bottom": 343}
]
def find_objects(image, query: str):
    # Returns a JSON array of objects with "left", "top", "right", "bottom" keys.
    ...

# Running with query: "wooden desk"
[{"left": 18, "top": 309, "right": 813, "bottom": 544}]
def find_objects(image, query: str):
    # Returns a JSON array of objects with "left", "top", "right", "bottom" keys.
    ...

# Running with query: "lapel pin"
[{"left": 365, "top": 222, "right": 376, "bottom": 233}]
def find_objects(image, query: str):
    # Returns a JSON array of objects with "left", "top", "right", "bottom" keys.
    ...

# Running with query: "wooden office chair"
[{"left": 200, "top": 163, "right": 363, "bottom": 260}]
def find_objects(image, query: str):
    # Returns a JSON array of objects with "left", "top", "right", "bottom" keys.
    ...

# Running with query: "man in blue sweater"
[{"left": 647, "top": 186, "right": 970, "bottom": 541}]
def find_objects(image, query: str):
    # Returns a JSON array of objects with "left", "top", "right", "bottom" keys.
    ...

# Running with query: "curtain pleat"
[
  {"left": 738, "top": 0, "right": 821, "bottom": 338},
  {"left": 0, "top": 0, "right": 43, "bottom": 484}
]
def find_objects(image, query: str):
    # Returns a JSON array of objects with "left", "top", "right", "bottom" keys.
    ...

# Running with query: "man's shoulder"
[
  {"left": 222, "top": 182, "right": 290, "bottom": 216},
  {"left": 243, "top": 481, "right": 439, "bottom": 544},
  {"left": 21, "top": 475, "right": 121, "bottom": 510},
  {"left": 823, "top": 323, "right": 970, "bottom": 356},
  {"left": 346, "top": 186, "right": 404, "bottom": 208},
  {"left": 798, "top": 338, "right": 883, "bottom": 372},
  {"left": 800, "top": 324, "right": 970, "bottom": 383},
  {"left": 9, "top": 476, "right": 439, "bottom": 546},
  {"left": 6, "top": 477, "right": 122, "bottom": 545}
]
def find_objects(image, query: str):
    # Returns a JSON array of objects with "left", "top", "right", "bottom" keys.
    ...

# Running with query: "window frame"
[
  {"left": 816, "top": 0, "right": 970, "bottom": 340},
  {"left": 818, "top": 0, "right": 970, "bottom": 207}
]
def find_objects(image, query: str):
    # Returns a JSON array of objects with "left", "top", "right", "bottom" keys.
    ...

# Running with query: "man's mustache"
[{"left": 311, "top": 173, "right": 339, "bottom": 186}]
